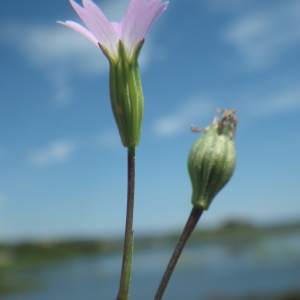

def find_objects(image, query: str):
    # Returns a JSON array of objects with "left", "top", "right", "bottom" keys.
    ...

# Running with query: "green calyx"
[
  {"left": 100, "top": 40, "right": 144, "bottom": 147},
  {"left": 188, "top": 109, "right": 237, "bottom": 210}
]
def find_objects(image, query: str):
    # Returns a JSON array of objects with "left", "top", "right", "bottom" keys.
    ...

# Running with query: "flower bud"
[
  {"left": 101, "top": 40, "right": 144, "bottom": 148},
  {"left": 188, "top": 109, "right": 237, "bottom": 210}
]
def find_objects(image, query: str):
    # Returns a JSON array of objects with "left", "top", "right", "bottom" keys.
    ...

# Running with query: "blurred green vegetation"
[
  {"left": 160, "top": 219, "right": 300, "bottom": 249},
  {"left": 0, "top": 240, "right": 117, "bottom": 270},
  {"left": 0, "top": 239, "right": 121, "bottom": 295},
  {"left": 0, "top": 219, "right": 299, "bottom": 295}
]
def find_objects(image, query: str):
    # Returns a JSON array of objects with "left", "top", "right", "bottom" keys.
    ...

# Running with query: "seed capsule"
[{"left": 188, "top": 109, "right": 237, "bottom": 210}]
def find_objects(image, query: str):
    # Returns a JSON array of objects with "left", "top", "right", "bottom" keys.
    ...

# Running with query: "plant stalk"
[
  {"left": 154, "top": 206, "right": 203, "bottom": 300},
  {"left": 116, "top": 146, "right": 136, "bottom": 300}
]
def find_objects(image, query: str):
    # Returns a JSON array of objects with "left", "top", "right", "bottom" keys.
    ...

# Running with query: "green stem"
[
  {"left": 116, "top": 147, "right": 136, "bottom": 300},
  {"left": 154, "top": 207, "right": 203, "bottom": 300}
]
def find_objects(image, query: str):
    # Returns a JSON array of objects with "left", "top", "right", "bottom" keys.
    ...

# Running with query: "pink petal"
[
  {"left": 70, "top": 0, "right": 119, "bottom": 58},
  {"left": 148, "top": 1, "right": 169, "bottom": 32},
  {"left": 57, "top": 21, "right": 98, "bottom": 45},
  {"left": 121, "top": 0, "right": 168, "bottom": 58},
  {"left": 111, "top": 22, "right": 122, "bottom": 39}
]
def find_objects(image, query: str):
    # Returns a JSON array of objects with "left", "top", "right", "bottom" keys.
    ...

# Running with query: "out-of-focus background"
[{"left": 0, "top": 0, "right": 299, "bottom": 299}]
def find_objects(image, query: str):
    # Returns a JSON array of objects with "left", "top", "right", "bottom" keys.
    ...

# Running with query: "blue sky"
[{"left": 0, "top": 0, "right": 299, "bottom": 241}]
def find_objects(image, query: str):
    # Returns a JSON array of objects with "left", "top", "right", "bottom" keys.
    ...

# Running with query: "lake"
[{"left": 2, "top": 232, "right": 300, "bottom": 300}]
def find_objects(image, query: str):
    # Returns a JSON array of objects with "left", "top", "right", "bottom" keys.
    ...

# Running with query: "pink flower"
[{"left": 58, "top": 0, "right": 169, "bottom": 61}]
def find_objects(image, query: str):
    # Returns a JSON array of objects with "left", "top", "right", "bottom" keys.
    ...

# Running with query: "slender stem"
[
  {"left": 116, "top": 146, "right": 136, "bottom": 300},
  {"left": 154, "top": 207, "right": 203, "bottom": 300}
]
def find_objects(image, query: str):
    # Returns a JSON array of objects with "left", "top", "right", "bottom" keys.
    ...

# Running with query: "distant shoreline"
[
  {"left": 1, "top": 219, "right": 300, "bottom": 267},
  {"left": 1, "top": 219, "right": 300, "bottom": 296}
]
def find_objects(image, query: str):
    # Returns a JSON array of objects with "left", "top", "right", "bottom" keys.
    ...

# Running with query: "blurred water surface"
[{"left": 2, "top": 232, "right": 300, "bottom": 300}]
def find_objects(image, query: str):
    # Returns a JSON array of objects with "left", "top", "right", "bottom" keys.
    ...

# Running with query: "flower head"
[
  {"left": 58, "top": 0, "right": 168, "bottom": 147},
  {"left": 58, "top": 0, "right": 169, "bottom": 61}
]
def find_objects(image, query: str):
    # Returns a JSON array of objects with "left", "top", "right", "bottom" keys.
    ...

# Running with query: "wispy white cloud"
[
  {"left": 223, "top": 1, "right": 300, "bottom": 70},
  {"left": 28, "top": 129, "right": 122, "bottom": 167},
  {"left": 47, "top": 69, "right": 73, "bottom": 107},
  {"left": 245, "top": 87, "right": 300, "bottom": 118},
  {"left": 1, "top": 21, "right": 108, "bottom": 106},
  {"left": 28, "top": 138, "right": 77, "bottom": 167},
  {"left": 153, "top": 86, "right": 300, "bottom": 136},
  {"left": 152, "top": 96, "right": 214, "bottom": 137}
]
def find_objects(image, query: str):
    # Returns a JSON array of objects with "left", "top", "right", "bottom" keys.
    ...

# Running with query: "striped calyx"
[
  {"left": 105, "top": 40, "right": 144, "bottom": 147},
  {"left": 188, "top": 109, "right": 237, "bottom": 210}
]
